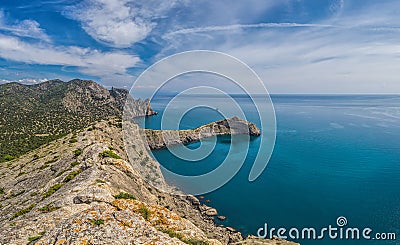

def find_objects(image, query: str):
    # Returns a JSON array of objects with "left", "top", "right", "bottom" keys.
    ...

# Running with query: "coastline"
[{"left": 0, "top": 116, "right": 298, "bottom": 244}]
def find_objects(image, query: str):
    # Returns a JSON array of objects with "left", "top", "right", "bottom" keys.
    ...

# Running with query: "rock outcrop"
[{"left": 145, "top": 116, "right": 261, "bottom": 150}]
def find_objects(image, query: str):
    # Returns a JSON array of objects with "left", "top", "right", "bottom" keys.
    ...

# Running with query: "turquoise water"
[{"left": 142, "top": 95, "right": 400, "bottom": 244}]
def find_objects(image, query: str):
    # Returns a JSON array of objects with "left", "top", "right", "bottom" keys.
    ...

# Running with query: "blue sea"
[{"left": 139, "top": 95, "right": 400, "bottom": 244}]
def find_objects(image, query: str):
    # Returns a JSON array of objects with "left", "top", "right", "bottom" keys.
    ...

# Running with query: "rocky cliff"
[
  {"left": 145, "top": 116, "right": 261, "bottom": 150},
  {"left": 0, "top": 117, "right": 297, "bottom": 245}
]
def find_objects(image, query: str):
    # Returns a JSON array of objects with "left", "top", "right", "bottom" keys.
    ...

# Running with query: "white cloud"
[
  {"left": 0, "top": 78, "right": 48, "bottom": 84},
  {"left": 65, "top": 0, "right": 181, "bottom": 47},
  {"left": 0, "top": 34, "right": 140, "bottom": 83},
  {"left": 0, "top": 10, "right": 50, "bottom": 42},
  {"left": 157, "top": 1, "right": 400, "bottom": 94},
  {"left": 165, "top": 22, "right": 334, "bottom": 39}
]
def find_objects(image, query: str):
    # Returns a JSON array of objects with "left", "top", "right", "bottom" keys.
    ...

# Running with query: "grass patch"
[
  {"left": 69, "top": 138, "right": 78, "bottom": 143},
  {"left": 38, "top": 203, "right": 60, "bottom": 213},
  {"left": 27, "top": 231, "right": 45, "bottom": 242},
  {"left": 1, "top": 154, "right": 15, "bottom": 162},
  {"left": 113, "top": 192, "right": 135, "bottom": 200},
  {"left": 70, "top": 161, "right": 80, "bottom": 167},
  {"left": 99, "top": 150, "right": 121, "bottom": 159},
  {"left": 42, "top": 183, "right": 64, "bottom": 198},
  {"left": 12, "top": 204, "right": 36, "bottom": 219},
  {"left": 73, "top": 148, "right": 82, "bottom": 157},
  {"left": 138, "top": 204, "right": 151, "bottom": 221},
  {"left": 89, "top": 219, "right": 104, "bottom": 226},
  {"left": 158, "top": 228, "right": 184, "bottom": 240},
  {"left": 63, "top": 170, "right": 82, "bottom": 182},
  {"left": 96, "top": 179, "right": 106, "bottom": 184}
]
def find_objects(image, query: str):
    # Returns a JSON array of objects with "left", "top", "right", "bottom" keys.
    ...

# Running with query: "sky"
[{"left": 0, "top": 0, "right": 399, "bottom": 94}]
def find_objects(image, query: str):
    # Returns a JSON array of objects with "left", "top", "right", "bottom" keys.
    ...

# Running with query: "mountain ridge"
[{"left": 0, "top": 79, "right": 155, "bottom": 161}]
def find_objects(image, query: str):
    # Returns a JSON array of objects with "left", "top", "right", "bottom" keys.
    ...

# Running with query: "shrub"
[
  {"left": 70, "top": 161, "right": 80, "bottom": 167},
  {"left": 99, "top": 150, "right": 121, "bottom": 159},
  {"left": 73, "top": 148, "right": 82, "bottom": 157},
  {"left": 90, "top": 219, "right": 104, "bottom": 226},
  {"left": 69, "top": 138, "right": 78, "bottom": 143},
  {"left": 63, "top": 170, "right": 82, "bottom": 182},
  {"left": 1, "top": 154, "right": 15, "bottom": 162},
  {"left": 42, "top": 183, "right": 64, "bottom": 198},
  {"left": 113, "top": 192, "right": 135, "bottom": 200},
  {"left": 139, "top": 204, "right": 151, "bottom": 221},
  {"left": 0, "top": 188, "right": 4, "bottom": 194}
]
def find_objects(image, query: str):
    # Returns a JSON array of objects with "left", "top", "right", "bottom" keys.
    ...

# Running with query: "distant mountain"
[{"left": 0, "top": 79, "right": 155, "bottom": 161}]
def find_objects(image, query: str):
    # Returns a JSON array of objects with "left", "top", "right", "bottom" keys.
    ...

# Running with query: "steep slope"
[
  {"left": 0, "top": 79, "right": 155, "bottom": 161},
  {"left": 0, "top": 117, "right": 298, "bottom": 245}
]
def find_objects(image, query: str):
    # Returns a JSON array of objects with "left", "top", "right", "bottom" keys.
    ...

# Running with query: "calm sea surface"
[{"left": 139, "top": 95, "right": 400, "bottom": 244}]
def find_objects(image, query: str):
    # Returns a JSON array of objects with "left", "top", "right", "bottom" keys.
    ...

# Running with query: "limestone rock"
[
  {"left": 187, "top": 195, "right": 200, "bottom": 206},
  {"left": 145, "top": 116, "right": 261, "bottom": 150},
  {"left": 205, "top": 208, "right": 218, "bottom": 216}
]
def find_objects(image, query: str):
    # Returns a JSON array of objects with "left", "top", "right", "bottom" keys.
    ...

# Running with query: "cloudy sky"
[{"left": 0, "top": 0, "right": 399, "bottom": 93}]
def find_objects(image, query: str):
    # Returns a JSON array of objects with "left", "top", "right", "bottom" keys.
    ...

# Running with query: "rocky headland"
[{"left": 144, "top": 116, "right": 261, "bottom": 150}]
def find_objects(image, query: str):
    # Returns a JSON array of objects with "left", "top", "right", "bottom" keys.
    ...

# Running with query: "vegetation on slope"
[{"left": 0, "top": 79, "right": 153, "bottom": 161}]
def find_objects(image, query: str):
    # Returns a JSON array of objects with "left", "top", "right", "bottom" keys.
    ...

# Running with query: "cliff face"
[
  {"left": 145, "top": 116, "right": 261, "bottom": 150},
  {"left": 0, "top": 118, "right": 297, "bottom": 245},
  {"left": 0, "top": 79, "right": 155, "bottom": 160}
]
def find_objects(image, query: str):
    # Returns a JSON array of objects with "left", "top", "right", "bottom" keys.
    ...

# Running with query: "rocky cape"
[{"left": 144, "top": 116, "right": 261, "bottom": 150}]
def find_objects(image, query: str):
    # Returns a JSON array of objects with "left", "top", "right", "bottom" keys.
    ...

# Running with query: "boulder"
[
  {"left": 217, "top": 216, "right": 226, "bottom": 221},
  {"left": 205, "top": 208, "right": 218, "bottom": 216},
  {"left": 187, "top": 195, "right": 200, "bottom": 206}
]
